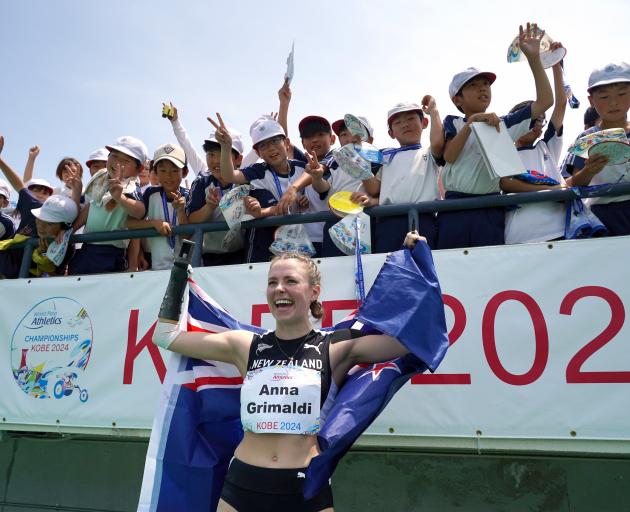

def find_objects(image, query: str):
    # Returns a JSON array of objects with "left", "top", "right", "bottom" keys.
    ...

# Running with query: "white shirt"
[
  {"left": 505, "top": 124, "right": 566, "bottom": 244},
  {"left": 377, "top": 146, "right": 440, "bottom": 205}
]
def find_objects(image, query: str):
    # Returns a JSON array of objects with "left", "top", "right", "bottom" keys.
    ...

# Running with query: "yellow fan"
[{"left": 328, "top": 191, "right": 363, "bottom": 217}]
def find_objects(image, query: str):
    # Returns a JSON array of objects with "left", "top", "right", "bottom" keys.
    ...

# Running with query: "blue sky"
[{"left": 1, "top": 0, "right": 628, "bottom": 192}]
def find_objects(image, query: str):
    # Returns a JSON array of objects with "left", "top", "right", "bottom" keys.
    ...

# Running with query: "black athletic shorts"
[{"left": 220, "top": 458, "right": 333, "bottom": 511}]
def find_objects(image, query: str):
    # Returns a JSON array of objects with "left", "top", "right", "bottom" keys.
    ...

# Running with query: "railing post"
[
  {"left": 408, "top": 208, "right": 420, "bottom": 232},
  {"left": 191, "top": 228, "right": 203, "bottom": 267},
  {"left": 18, "top": 241, "right": 35, "bottom": 278}
]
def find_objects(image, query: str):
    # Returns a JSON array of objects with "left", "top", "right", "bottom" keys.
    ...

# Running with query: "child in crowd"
[
  {"left": 209, "top": 114, "right": 309, "bottom": 262},
  {"left": 501, "top": 42, "right": 568, "bottom": 244},
  {"left": 85, "top": 148, "right": 109, "bottom": 177},
  {"left": 583, "top": 106, "right": 600, "bottom": 130},
  {"left": 53, "top": 158, "right": 84, "bottom": 207},
  {"left": 128, "top": 144, "right": 189, "bottom": 270},
  {"left": 333, "top": 116, "right": 375, "bottom": 146},
  {"left": 563, "top": 62, "right": 630, "bottom": 235},
  {"left": 291, "top": 115, "right": 337, "bottom": 253},
  {"left": 31, "top": 194, "right": 78, "bottom": 277},
  {"left": 352, "top": 98, "right": 444, "bottom": 251},
  {"left": 305, "top": 115, "right": 378, "bottom": 257},
  {"left": 68, "top": 136, "right": 147, "bottom": 275},
  {"left": 438, "top": 23, "right": 553, "bottom": 249},
  {"left": 0, "top": 135, "right": 55, "bottom": 277},
  {"left": 0, "top": 179, "right": 15, "bottom": 241},
  {"left": 186, "top": 129, "right": 247, "bottom": 266},
  {"left": 0, "top": 140, "right": 55, "bottom": 234}
]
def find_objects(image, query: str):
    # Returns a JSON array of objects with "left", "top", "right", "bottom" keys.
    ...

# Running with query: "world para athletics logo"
[{"left": 11, "top": 297, "right": 93, "bottom": 402}]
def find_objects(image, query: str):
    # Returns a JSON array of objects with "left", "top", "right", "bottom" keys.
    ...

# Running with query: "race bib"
[{"left": 241, "top": 365, "right": 321, "bottom": 435}]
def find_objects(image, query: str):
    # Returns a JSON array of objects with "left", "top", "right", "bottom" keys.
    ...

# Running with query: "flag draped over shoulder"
[{"left": 138, "top": 243, "right": 448, "bottom": 511}]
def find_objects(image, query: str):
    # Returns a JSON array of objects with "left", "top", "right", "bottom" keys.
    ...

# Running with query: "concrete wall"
[{"left": 1, "top": 434, "right": 629, "bottom": 511}]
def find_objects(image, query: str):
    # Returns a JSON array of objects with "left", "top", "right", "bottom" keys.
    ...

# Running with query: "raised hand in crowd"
[
  {"left": 518, "top": 22, "right": 544, "bottom": 60},
  {"left": 303, "top": 151, "right": 329, "bottom": 194},
  {"left": 108, "top": 164, "right": 124, "bottom": 202},
  {"left": 206, "top": 187, "right": 220, "bottom": 212},
  {"left": 278, "top": 77, "right": 291, "bottom": 136},
  {"left": 207, "top": 113, "right": 248, "bottom": 185},
  {"left": 0, "top": 135, "right": 28, "bottom": 193},
  {"left": 207, "top": 112, "right": 233, "bottom": 149},
  {"left": 170, "top": 189, "right": 188, "bottom": 225},
  {"left": 23, "top": 145, "right": 41, "bottom": 183},
  {"left": 162, "top": 102, "right": 178, "bottom": 122}
]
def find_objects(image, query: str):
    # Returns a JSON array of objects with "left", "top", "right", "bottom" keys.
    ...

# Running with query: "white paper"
[
  {"left": 470, "top": 121, "right": 526, "bottom": 178},
  {"left": 284, "top": 41, "right": 295, "bottom": 85}
]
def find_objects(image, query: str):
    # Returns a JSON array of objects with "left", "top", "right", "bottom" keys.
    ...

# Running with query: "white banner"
[{"left": 1, "top": 237, "right": 629, "bottom": 451}]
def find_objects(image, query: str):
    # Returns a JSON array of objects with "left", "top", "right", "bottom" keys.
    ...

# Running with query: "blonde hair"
[{"left": 270, "top": 252, "right": 323, "bottom": 319}]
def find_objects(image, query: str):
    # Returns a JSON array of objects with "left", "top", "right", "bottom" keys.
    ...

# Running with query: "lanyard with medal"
[{"left": 161, "top": 190, "right": 178, "bottom": 249}]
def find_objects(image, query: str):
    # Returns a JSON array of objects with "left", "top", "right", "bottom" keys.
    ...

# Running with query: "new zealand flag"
[{"left": 138, "top": 242, "right": 448, "bottom": 510}]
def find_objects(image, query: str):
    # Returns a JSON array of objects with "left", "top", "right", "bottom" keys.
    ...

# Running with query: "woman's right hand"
[{"left": 404, "top": 230, "right": 426, "bottom": 248}]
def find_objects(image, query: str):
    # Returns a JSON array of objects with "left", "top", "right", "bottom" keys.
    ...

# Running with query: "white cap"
[
  {"left": 332, "top": 116, "right": 374, "bottom": 137},
  {"left": 153, "top": 143, "right": 186, "bottom": 169},
  {"left": 25, "top": 178, "right": 54, "bottom": 194},
  {"left": 106, "top": 136, "right": 149, "bottom": 165},
  {"left": 448, "top": 67, "right": 496, "bottom": 98},
  {"left": 205, "top": 129, "right": 244, "bottom": 155},
  {"left": 85, "top": 148, "right": 109, "bottom": 167},
  {"left": 250, "top": 118, "right": 286, "bottom": 147},
  {"left": 588, "top": 62, "right": 630, "bottom": 92},
  {"left": 387, "top": 102, "right": 424, "bottom": 125},
  {"left": 31, "top": 194, "right": 78, "bottom": 224},
  {"left": 0, "top": 179, "right": 11, "bottom": 201}
]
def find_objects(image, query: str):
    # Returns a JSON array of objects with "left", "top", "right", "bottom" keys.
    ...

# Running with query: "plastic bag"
[
  {"left": 565, "top": 198, "right": 608, "bottom": 239},
  {"left": 269, "top": 224, "right": 316, "bottom": 256},
  {"left": 328, "top": 212, "right": 371, "bottom": 256}
]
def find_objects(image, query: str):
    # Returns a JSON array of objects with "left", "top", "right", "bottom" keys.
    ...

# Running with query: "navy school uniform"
[
  {"left": 241, "top": 159, "right": 307, "bottom": 263},
  {"left": 186, "top": 174, "right": 244, "bottom": 267}
]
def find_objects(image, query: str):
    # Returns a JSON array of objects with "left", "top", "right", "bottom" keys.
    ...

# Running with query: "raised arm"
[
  {"left": 163, "top": 328, "right": 253, "bottom": 374},
  {"left": 23, "top": 145, "right": 40, "bottom": 182},
  {"left": 208, "top": 113, "right": 248, "bottom": 185},
  {"left": 0, "top": 136, "right": 26, "bottom": 191},
  {"left": 549, "top": 43, "right": 567, "bottom": 129},
  {"left": 165, "top": 103, "right": 208, "bottom": 175},
  {"left": 278, "top": 78, "right": 291, "bottom": 137},
  {"left": 422, "top": 95, "right": 444, "bottom": 159},
  {"left": 520, "top": 23, "right": 553, "bottom": 119}
]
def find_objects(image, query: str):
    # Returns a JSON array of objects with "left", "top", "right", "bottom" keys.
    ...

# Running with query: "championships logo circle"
[{"left": 11, "top": 297, "right": 93, "bottom": 402}]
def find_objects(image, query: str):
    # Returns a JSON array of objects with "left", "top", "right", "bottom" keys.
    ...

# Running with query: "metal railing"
[{"left": 9, "top": 182, "right": 630, "bottom": 278}]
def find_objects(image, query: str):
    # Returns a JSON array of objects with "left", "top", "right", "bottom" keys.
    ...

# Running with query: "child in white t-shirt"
[
  {"left": 438, "top": 23, "right": 553, "bottom": 249},
  {"left": 502, "top": 43, "right": 568, "bottom": 244}
]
